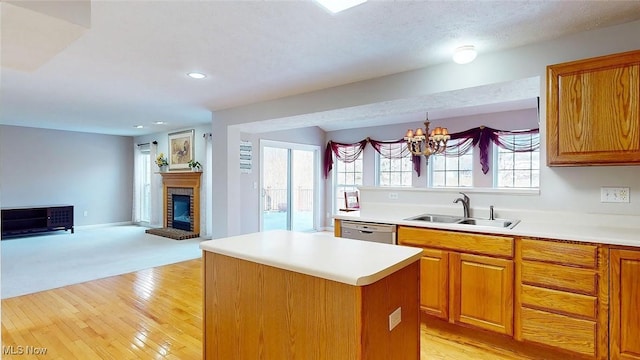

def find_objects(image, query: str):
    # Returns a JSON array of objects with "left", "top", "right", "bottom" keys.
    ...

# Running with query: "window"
[
  {"left": 134, "top": 144, "right": 151, "bottom": 224},
  {"left": 140, "top": 151, "right": 151, "bottom": 222},
  {"left": 333, "top": 148, "right": 363, "bottom": 212},
  {"left": 495, "top": 133, "right": 540, "bottom": 188},
  {"left": 430, "top": 147, "right": 473, "bottom": 187},
  {"left": 377, "top": 143, "right": 412, "bottom": 187}
]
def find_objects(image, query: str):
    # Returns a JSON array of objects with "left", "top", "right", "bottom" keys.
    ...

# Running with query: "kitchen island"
[{"left": 200, "top": 230, "right": 423, "bottom": 360}]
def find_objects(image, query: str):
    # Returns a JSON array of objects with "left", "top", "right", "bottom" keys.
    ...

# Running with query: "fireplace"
[
  {"left": 171, "top": 194, "right": 191, "bottom": 231},
  {"left": 156, "top": 171, "right": 202, "bottom": 237}
]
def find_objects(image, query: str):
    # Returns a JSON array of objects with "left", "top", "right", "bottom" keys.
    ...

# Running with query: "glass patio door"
[{"left": 261, "top": 141, "right": 317, "bottom": 232}]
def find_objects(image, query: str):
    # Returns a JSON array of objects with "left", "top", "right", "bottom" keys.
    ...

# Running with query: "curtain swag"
[{"left": 323, "top": 127, "right": 539, "bottom": 178}]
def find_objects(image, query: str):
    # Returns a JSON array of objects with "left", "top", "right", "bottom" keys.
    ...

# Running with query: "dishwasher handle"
[{"left": 341, "top": 221, "right": 395, "bottom": 233}]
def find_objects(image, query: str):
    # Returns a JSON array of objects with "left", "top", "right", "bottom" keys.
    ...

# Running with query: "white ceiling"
[{"left": 2, "top": 1, "right": 640, "bottom": 136}]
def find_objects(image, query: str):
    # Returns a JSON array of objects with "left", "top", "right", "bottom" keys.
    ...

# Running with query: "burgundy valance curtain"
[
  {"left": 323, "top": 127, "right": 539, "bottom": 178},
  {"left": 323, "top": 139, "right": 368, "bottom": 179},
  {"left": 443, "top": 126, "right": 540, "bottom": 174}
]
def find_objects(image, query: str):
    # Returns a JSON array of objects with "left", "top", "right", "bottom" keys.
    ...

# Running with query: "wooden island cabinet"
[{"left": 200, "top": 230, "right": 422, "bottom": 360}]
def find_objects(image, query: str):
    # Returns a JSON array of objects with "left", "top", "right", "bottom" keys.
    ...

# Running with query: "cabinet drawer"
[
  {"left": 521, "top": 261, "right": 597, "bottom": 295},
  {"left": 520, "top": 238, "right": 597, "bottom": 268},
  {"left": 521, "top": 307, "right": 596, "bottom": 357},
  {"left": 398, "top": 226, "right": 513, "bottom": 258},
  {"left": 521, "top": 284, "right": 596, "bottom": 319}
]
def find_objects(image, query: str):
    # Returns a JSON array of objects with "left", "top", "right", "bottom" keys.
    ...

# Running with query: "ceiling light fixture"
[
  {"left": 134, "top": 125, "right": 144, "bottom": 129},
  {"left": 404, "top": 113, "right": 450, "bottom": 165},
  {"left": 453, "top": 45, "right": 477, "bottom": 64},
  {"left": 314, "top": 0, "right": 367, "bottom": 13},
  {"left": 154, "top": 121, "right": 165, "bottom": 125},
  {"left": 187, "top": 72, "right": 206, "bottom": 79}
]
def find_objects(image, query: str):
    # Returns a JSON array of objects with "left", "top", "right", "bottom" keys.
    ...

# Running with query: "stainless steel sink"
[
  {"left": 404, "top": 214, "right": 463, "bottom": 223},
  {"left": 457, "top": 218, "right": 520, "bottom": 229},
  {"left": 405, "top": 213, "right": 519, "bottom": 229}
]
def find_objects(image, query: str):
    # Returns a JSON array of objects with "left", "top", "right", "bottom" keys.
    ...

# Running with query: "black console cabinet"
[{"left": 1, "top": 205, "right": 74, "bottom": 238}]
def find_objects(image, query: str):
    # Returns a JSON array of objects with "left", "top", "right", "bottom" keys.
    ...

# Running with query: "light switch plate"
[
  {"left": 388, "top": 192, "right": 398, "bottom": 200},
  {"left": 388, "top": 307, "right": 401, "bottom": 331},
  {"left": 601, "top": 187, "right": 630, "bottom": 203}
]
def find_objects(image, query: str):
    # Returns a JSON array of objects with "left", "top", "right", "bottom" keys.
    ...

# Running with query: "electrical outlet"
[
  {"left": 388, "top": 192, "right": 398, "bottom": 200},
  {"left": 388, "top": 307, "right": 401, "bottom": 331},
  {"left": 84, "top": 210, "right": 88, "bottom": 217},
  {"left": 601, "top": 187, "right": 630, "bottom": 203}
]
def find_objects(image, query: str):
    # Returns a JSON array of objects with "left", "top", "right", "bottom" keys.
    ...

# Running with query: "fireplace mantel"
[{"left": 160, "top": 171, "right": 201, "bottom": 235}]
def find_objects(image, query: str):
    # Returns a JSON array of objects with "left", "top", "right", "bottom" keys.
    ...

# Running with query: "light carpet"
[{"left": 1, "top": 225, "right": 204, "bottom": 299}]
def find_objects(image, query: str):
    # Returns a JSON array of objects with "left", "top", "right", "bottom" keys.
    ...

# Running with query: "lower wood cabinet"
[
  {"left": 355, "top": 221, "right": 639, "bottom": 360},
  {"left": 398, "top": 226, "right": 514, "bottom": 336},
  {"left": 451, "top": 252, "right": 514, "bottom": 335},
  {"left": 515, "top": 238, "right": 608, "bottom": 360},
  {"left": 419, "top": 249, "right": 448, "bottom": 319},
  {"left": 610, "top": 249, "right": 640, "bottom": 360}
]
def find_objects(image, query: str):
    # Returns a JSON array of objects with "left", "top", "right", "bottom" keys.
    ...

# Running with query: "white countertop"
[
  {"left": 335, "top": 209, "right": 640, "bottom": 248},
  {"left": 199, "top": 230, "right": 423, "bottom": 286}
]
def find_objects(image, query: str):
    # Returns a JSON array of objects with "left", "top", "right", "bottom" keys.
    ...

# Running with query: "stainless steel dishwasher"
[{"left": 340, "top": 221, "right": 397, "bottom": 244}]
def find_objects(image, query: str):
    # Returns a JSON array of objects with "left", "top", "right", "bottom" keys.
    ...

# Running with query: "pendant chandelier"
[{"left": 404, "top": 113, "right": 450, "bottom": 162}]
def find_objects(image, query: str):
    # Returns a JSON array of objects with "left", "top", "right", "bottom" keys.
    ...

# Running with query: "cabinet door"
[
  {"left": 547, "top": 50, "right": 640, "bottom": 165},
  {"left": 611, "top": 249, "right": 640, "bottom": 360},
  {"left": 419, "top": 249, "right": 449, "bottom": 320},
  {"left": 47, "top": 206, "right": 73, "bottom": 228},
  {"left": 451, "top": 253, "right": 514, "bottom": 335}
]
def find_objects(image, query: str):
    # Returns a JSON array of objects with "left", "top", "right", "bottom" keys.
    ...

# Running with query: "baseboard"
[{"left": 75, "top": 221, "right": 133, "bottom": 230}]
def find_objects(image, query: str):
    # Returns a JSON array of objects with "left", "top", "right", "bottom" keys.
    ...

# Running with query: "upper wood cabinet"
[{"left": 547, "top": 50, "right": 640, "bottom": 166}]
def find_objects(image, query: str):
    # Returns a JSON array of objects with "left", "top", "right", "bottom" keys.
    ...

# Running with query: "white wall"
[
  {"left": 0, "top": 125, "right": 134, "bottom": 226},
  {"left": 210, "top": 20, "right": 640, "bottom": 238}
]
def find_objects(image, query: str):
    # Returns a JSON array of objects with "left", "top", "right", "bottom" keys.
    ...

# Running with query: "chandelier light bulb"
[{"left": 453, "top": 45, "right": 477, "bottom": 64}]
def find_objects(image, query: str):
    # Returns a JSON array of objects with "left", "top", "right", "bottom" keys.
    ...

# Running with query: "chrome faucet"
[{"left": 453, "top": 192, "right": 470, "bottom": 218}]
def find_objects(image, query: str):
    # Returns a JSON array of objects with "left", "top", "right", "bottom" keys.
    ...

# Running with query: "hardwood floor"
[
  {"left": 2, "top": 259, "right": 203, "bottom": 359},
  {"left": 3, "top": 258, "right": 550, "bottom": 359}
]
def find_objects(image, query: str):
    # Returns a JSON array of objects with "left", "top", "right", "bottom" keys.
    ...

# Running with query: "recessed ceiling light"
[
  {"left": 314, "top": 0, "right": 367, "bottom": 13},
  {"left": 134, "top": 125, "right": 144, "bottom": 129},
  {"left": 187, "top": 72, "right": 206, "bottom": 79},
  {"left": 453, "top": 45, "right": 477, "bottom": 64},
  {"left": 154, "top": 121, "right": 165, "bottom": 125}
]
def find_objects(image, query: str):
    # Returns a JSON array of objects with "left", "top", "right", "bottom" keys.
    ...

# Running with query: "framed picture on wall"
[{"left": 168, "top": 129, "right": 194, "bottom": 170}]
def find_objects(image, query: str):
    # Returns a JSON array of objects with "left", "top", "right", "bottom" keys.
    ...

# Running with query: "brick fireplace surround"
[{"left": 147, "top": 171, "right": 201, "bottom": 239}]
